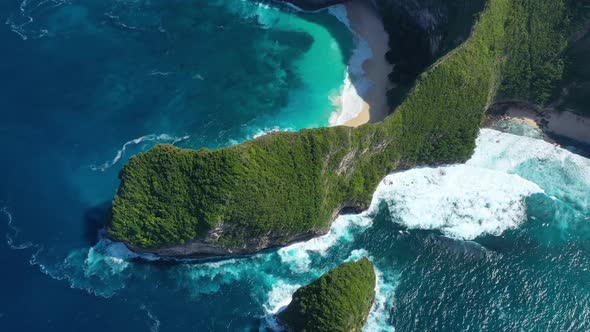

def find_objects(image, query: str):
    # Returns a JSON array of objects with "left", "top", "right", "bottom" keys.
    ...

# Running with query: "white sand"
[
  {"left": 343, "top": 0, "right": 392, "bottom": 127},
  {"left": 504, "top": 107, "right": 590, "bottom": 145}
]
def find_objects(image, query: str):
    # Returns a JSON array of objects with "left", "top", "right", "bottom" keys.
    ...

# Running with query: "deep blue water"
[
  {"left": 0, "top": 0, "right": 354, "bottom": 329},
  {"left": 2, "top": 1, "right": 590, "bottom": 331}
]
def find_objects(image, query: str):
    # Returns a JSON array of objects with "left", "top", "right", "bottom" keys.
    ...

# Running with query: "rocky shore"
[
  {"left": 486, "top": 102, "right": 590, "bottom": 155},
  {"left": 124, "top": 228, "right": 326, "bottom": 259}
]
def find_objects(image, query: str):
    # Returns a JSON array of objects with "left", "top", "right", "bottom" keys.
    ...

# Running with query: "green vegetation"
[
  {"left": 277, "top": 258, "right": 376, "bottom": 332},
  {"left": 380, "top": 0, "right": 488, "bottom": 107},
  {"left": 499, "top": 0, "right": 570, "bottom": 105},
  {"left": 108, "top": 0, "right": 586, "bottom": 251}
]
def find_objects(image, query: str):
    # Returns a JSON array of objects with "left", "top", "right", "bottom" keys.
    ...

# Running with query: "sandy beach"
[
  {"left": 499, "top": 106, "right": 590, "bottom": 145},
  {"left": 342, "top": 0, "right": 392, "bottom": 127}
]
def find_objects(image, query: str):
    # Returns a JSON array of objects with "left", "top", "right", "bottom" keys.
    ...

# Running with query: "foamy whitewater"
[
  {"left": 328, "top": 4, "right": 373, "bottom": 126},
  {"left": 9, "top": 127, "right": 586, "bottom": 331},
  {"left": 373, "top": 165, "right": 543, "bottom": 240}
]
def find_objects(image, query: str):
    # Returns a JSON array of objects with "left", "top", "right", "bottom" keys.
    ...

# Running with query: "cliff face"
[
  {"left": 378, "top": 0, "right": 487, "bottom": 106},
  {"left": 382, "top": 0, "right": 486, "bottom": 54}
]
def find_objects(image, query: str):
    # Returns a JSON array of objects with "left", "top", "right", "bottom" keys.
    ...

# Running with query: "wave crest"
[{"left": 90, "top": 134, "right": 190, "bottom": 172}]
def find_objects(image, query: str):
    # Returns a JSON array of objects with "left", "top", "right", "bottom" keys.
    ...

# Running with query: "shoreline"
[
  {"left": 275, "top": 0, "right": 391, "bottom": 128},
  {"left": 340, "top": 0, "right": 392, "bottom": 127},
  {"left": 486, "top": 103, "right": 590, "bottom": 149}
]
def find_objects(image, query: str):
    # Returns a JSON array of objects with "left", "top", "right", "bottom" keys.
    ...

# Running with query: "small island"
[{"left": 277, "top": 258, "right": 376, "bottom": 332}]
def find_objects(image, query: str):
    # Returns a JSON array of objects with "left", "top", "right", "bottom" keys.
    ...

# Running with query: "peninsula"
[{"left": 107, "top": 0, "right": 589, "bottom": 257}]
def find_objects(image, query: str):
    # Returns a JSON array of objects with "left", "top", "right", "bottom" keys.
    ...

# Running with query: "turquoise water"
[{"left": 2, "top": 1, "right": 590, "bottom": 331}]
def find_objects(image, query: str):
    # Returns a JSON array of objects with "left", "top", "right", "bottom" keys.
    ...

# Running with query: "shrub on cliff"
[{"left": 277, "top": 257, "right": 376, "bottom": 332}]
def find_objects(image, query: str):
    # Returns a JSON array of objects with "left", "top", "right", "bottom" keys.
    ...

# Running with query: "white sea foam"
[
  {"left": 140, "top": 304, "right": 161, "bottom": 332},
  {"left": 278, "top": 214, "right": 372, "bottom": 272},
  {"left": 43, "top": 244, "right": 132, "bottom": 297},
  {"left": 371, "top": 165, "right": 543, "bottom": 240},
  {"left": 176, "top": 255, "right": 281, "bottom": 299},
  {"left": 329, "top": 72, "right": 371, "bottom": 126},
  {"left": 1, "top": 206, "right": 33, "bottom": 250},
  {"left": 327, "top": 5, "right": 374, "bottom": 126},
  {"left": 265, "top": 281, "right": 302, "bottom": 314},
  {"left": 227, "top": 126, "right": 294, "bottom": 146},
  {"left": 7, "top": 0, "right": 58, "bottom": 40},
  {"left": 469, "top": 129, "right": 590, "bottom": 212},
  {"left": 346, "top": 248, "right": 370, "bottom": 262},
  {"left": 219, "top": 0, "right": 281, "bottom": 29},
  {"left": 252, "top": 127, "right": 292, "bottom": 139},
  {"left": 90, "top": 134, "right": 190, "bottom": 172},
  {"left": 24, "top": 235, "right": 160, "bottom": 298},
  {"left": 327, "top": 4, "right": 350, "bottom": 27},
  {"left": 365, "top": 129, "right": 590, "bottom": 241},
  {"left": 469, "top": 129, "right": 590, "bottom": 178},
  {"left": 99, "top": 235, "right": 159, "bottom": 262},
  {"left": 365, "top": 264, "right": 398, "bottom": 332},
  {"left": 84, "top": 241, "right": 130, "bottom": 275}
]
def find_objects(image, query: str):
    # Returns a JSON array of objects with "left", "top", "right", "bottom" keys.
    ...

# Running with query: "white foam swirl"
[
  {"left": 1, "top": 206, "right": 33, "bottom": 250},
  {"left": 278, "top": 214, "right": 372, "bottom": 272},
  {"left": 90, "top": 134, "right": 190, "bottom": 172},
  {"left": 140, "top": 304, "right": 161, "bottom": 332}
]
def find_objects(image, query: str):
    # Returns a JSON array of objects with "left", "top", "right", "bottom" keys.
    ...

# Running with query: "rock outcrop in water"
[
  {"left": 277, "top": 258, "right": 376, "bottom": 332},
  {"left": 108, "top": 0, "right": 589, "bottom": 258}
]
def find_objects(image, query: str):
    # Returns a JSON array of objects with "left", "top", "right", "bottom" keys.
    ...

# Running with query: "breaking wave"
[
  {"left": 328, "top": 5, "right": 373, "bottom": 126},
  {"left": 278, "top": 214, "right": 372, "bottom": 272},
  {"left": 90, "top": 134, "right": 190, "bottom": 172},
  {"left": 367, "top": 129, "right": 590, "bottom": 241},
  {"left": 469, "top": 129, "right": 590, "bottom": 213},
  {"left": 372, "top": 165, "right": 543, "bottom": 240},
  {"left": 329, "top": 72, "right": 370, "bottom": 126}
]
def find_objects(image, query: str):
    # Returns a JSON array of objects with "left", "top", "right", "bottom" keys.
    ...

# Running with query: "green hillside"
[
  {"left": 108, "top": 0, "right": 581, "bottom": 250},
  {"left": 277, "top": 258, "right": 376, "bottom": 332}
]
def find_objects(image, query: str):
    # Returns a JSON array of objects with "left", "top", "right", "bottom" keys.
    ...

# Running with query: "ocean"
[{"left": 1, "top": 0, "right": 590, "bottom": 331}]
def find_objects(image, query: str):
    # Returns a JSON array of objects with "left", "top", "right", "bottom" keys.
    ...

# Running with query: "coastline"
[
  {"left": 487, "top": 103, "right": 590, "bottom": 146},
  {"left": 340, "top": 0, "right": 392, "bottom": 127},
  {"left": 275, "top": 0, "right": 391, "bottom": 128}
]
